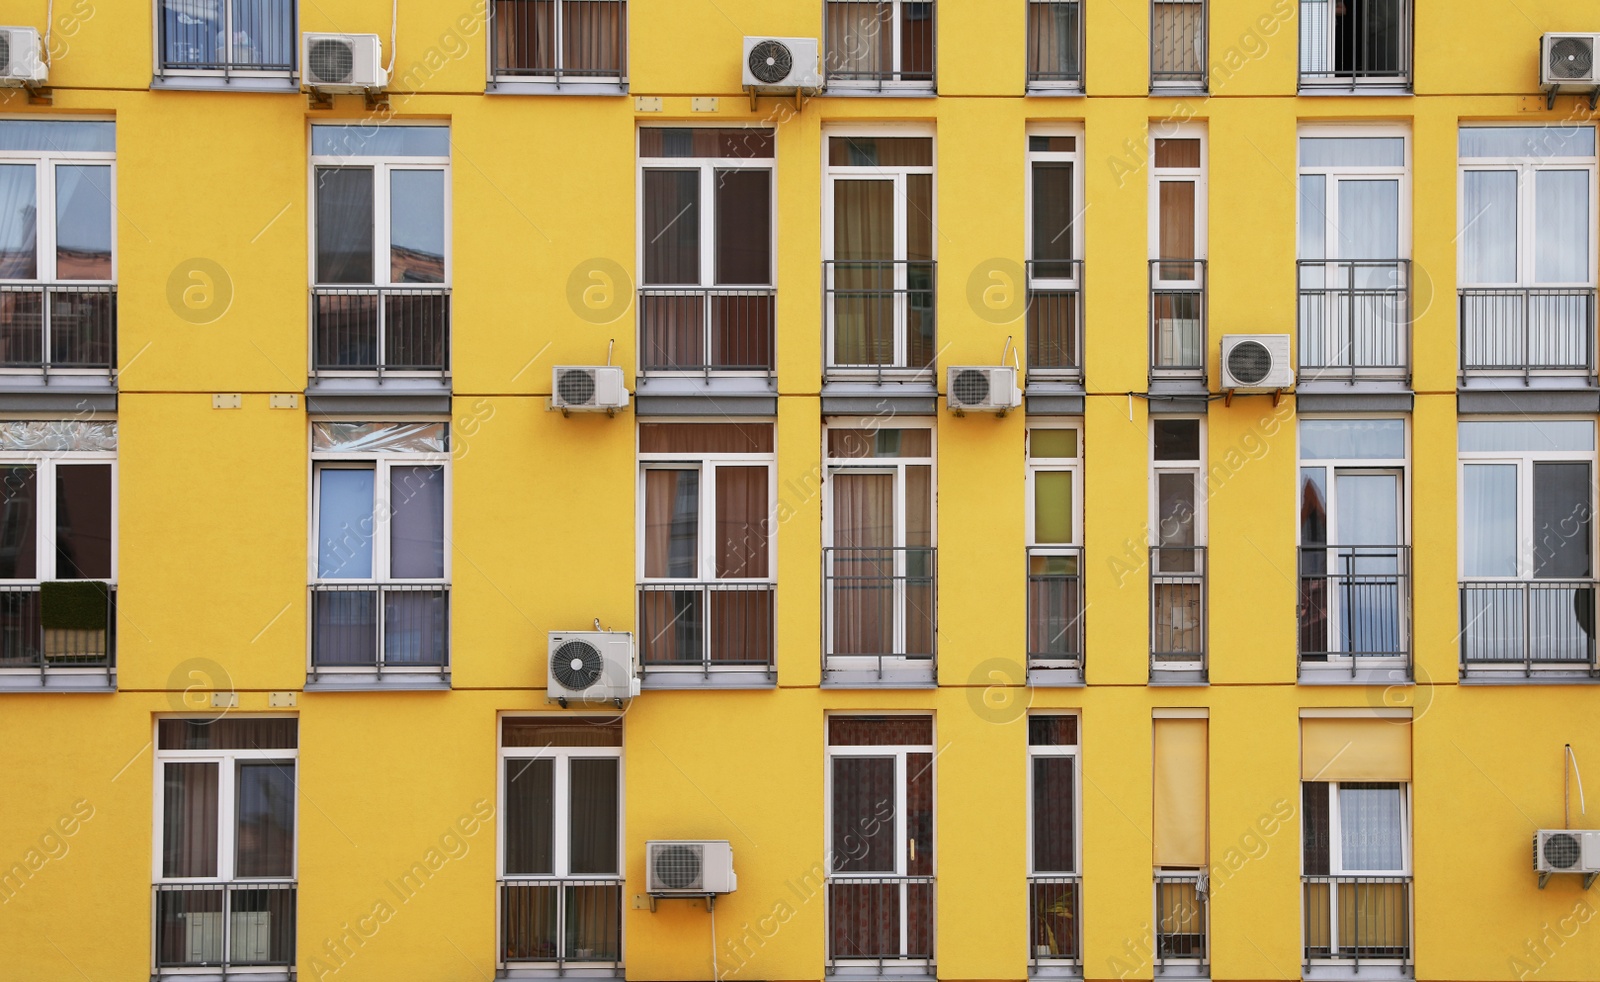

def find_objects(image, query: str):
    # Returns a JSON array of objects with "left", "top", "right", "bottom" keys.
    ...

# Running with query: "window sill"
[
  {"left": 824, "top": 82, "right": 938, "bottom": 98},
  {"left": 498, "top": 967, "right": 623, "bottom": 980},
  {"left": 305, "top": 672, "right": 450, "bottom": 692},
  {"left": 1026, "top": 83, "right": 1084, "bottom": 97},
  {"left": 827, "top": 967, "right": 936, "bottom": 982},
  {"left": 1302, "top": 963, "right": 1411, "bottom": 981},
  {"left": 0, "top": 371, "right": 116, "bottom": 413},
  {"left": 1293, "top": 378, "right": 1413, "bottom": 413},
  {"left": 634, "top": 374, "right": 777, "bottom": 417},
  {"left": 1028, "top": 665, "right": 1084, "bottom": 687},
  {"left": 1297, "top": 664, "right": 1410, "bottom": 686},
  {"left": 1459, "top": 667, "right": 1600, "bottom": 685},
  {"left": 1296, "top": 82, "right": 1412, "bottom": 96},
  {"left": 153, "top": 971, "right": 294, "bottom": 982},
  {"left": 1456, "top": 379, "right": 1600, "bottom": 415},
  {"left": 487, "top": 79, "right": 628, "bottom": 96},
  {"left": 1024, "top": 379, "right": 1086, "bottom": 416},
  {"left": 0, "top": 670, "right": 114, "bottom": 692},
  {"left": 1150, "top": 84, "right": 1207, "bottom": 97},
  {"left": 151, "top": 74, "right": 299, "bottom": 93},
  {"left": 1028, "top": 964, "right": 1084, "bottom": 981},
  {"left": 305, "top": 375, "right": 452, "bottom": 415},
  {"left": 1149, "top": 667, "right": 1207, "bottom": 686},
  {"left": 822, "top": 665, "right": 936, "bottom": 688},
  {"left": 821, "top": 378, "right": 938, "bottom": 416},
  {"left": 1152, "top": 964, "right": 1209, "bottom": 980},
  {"left": 640, "top": 669, "right": 775, "bottom": 690}
]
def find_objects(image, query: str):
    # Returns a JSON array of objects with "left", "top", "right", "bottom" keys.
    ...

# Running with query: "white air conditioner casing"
[
  {"left": 647, "top": 840, "right": 737, "bottom": 895},
  {"left": 551, "top": 366, "right": 630, "bottom": 412},
  {"left": 946, "top": 366, "right": 1022, "bottom": 414},
  {"left": 1541, "top": 33, "right": 1600, "bottom": 90},
  {"left": 302, "top": 33, "right": 388, "bottom": 92},
  {"left": 548, "top": 631, "right": 639, "bottom": 705},
  {"left": 1534, "top": 829, "right": 1600, "bottom": 874},
  {"left": 182, "top": 911, "right": 273, "bottom": 963},
  {"left": 1220, "top": 334, "right": 1292, "bottom": 390},
  {"left": 742, "top": 37, "right": 823, "bottom": 90},
  {"left": 0, "top": 28, "right": 46, "bottom": 86}
]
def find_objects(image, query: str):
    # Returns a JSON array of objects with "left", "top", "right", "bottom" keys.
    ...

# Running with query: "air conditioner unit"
[
  {"left": 1220, "top": 334, "right": 1292, "bottom": 391},
  {"left": 548, "top": 631, "right": 639, "bottom": 706},
  {"left": 946, "top": 366, "right": 1022, "bottom": 414},
  {"left": 1534, "top": 829, "right": 1600, "bottom": 884},
  {"left": 181, "top": 911, "right": 273, "bottom": 964},
  {"left": 742, "top": 37, "right": 822, "bottom": 90},
  {"left": 302, "top": 33, "right": 388, "bottom": 92},
  {"left": 646, "top": 840, "right": 738, "bottom": 895},
  {"left": 551, "top": 366, "right": 630, "bottom": 413},
  {"left": 0, "top": 28, "right": 46, "bottom": 86},
  {"left": 1541, "top": 33, "right": 1600, "bottom": 90}
]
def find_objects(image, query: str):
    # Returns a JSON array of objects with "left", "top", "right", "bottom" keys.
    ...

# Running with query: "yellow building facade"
[{"left": 0, "top": 1, "right": 1597, "bottom": 980}]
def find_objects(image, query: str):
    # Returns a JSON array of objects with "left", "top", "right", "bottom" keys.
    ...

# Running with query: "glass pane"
[
  {"left": 1032, "top": 162, "right": 1075, "bottom": 266},
  {"left": 1337, "top": 784, "right": 1403, "bottom": 871},
  {"left": 0, "top": 164, "right": 37, "bottom": 278},
  {"left": 901, "top": 2, "right": 935, "bottom": 78},
  {"left": 1029, "top": 429, "right": 1078, "bottom": 459},
  {"left": 54, "top": 464, "right": 111, "bottom": 579},
  {"left": 317, "top": 468, "right": 375, "bottom": 579},
  {"left": 1034, "top": 471, "right": 1074, "bottom": 544},
  {"left": 1335, "top": 473, "right": 1400, "bottom": 547},
  {"left": 1462, "top": 464, "right": 1518, "bottom": 577},
  {"left": 1032, "top": 756, "right": 1075, "bottom": 873},
  {"left": 504, "top": 757, "right": 554, "bottom": 874},
  {"left": 1459, "top": 420, "right": 1595, "bottom": 453},
  {"left": 1298, "top": 174, "right": 1327, "bottom": 261},
  {"left": 1300, "top": 419, "right": 1405, "bottom": 459},
  {"left": 827, "top": 428, "right": 932, "bottom": 458},
  {"left": 1299, "top": 137, "right": 1406, "bottom": 168},
  {"left": 390, "top": 170, "right": 445, "bottom": 284},
  {"left": 832, "top": 179, "right": 893, "bottom": 261},
  {"left": 715, "top": 169, "right": 771, "bottom": 285},
  {"left": 312, "top": 125, "right": 450, "bottom": 158},
  {"left": 643, "top": 469, "right": 698, "bottom": 578},
  {"left": 560, "top": 0, "right": 625, "bottom": 75},
  {"left": 1459, "top": 126, "right": 1596, "bottom": 159},
  {"left": 1028, "top": 715, "right": 1078, "bottom": 746},
  {"left": 503, "top": 717, "right": 622, "bottom": 748},
  {"left": 315, "top": 168, "right": 374, "bottom": 284},
  {"left": 643, "top": 170, "right": 699, "bottom": 285},
  {"left": 569, "top": 758, "right": 619, "bottom": 875},
  {"left": 1157, "top": 181, "right": 1196, "bottom": 261},
  {"left": 230, "top": 0, "right": 295, "bottom": 68},
  {"left": 1300, "top": 467, "right": 1328, "bottom": 548},
  {"left": 0, "top": 121, "right": 114, "bottom": 153},
  {"left": 831, "top": 756, "right": 896, "bottom": 872},
  {"left": 829, "top": 715, "right": 933, "bottom": 745},
  {"left": 157, "top": 718, "right": 299, "bottom": 750},
  {"left": 0, "top": 465, "right": 37, "bottom": 579},
  {"left": 1461, "top": 170, "right": 1517, "bottom": 284},
  {"left": 311, "top": 421, "right": 448, "bottom": 454},
  {"left": 235, "top": 762, "right": 295, "bottom": 878},
  {"left": 715, "top": 466, "right": 767, "bottom": 578},
  {"left": 54, "top": 165, "right": 112, "bottom": 280},
  {"left": 907, "top": 174, "right": 933, "bottom": 262},
  {"left": 163, "top": 761, "right": 219, "bottom": 878},
  {"left": 907, "top": 751, "right": 933, "bottom": 875},
  {"left": 640, "top": 129, "right": 775, "bottom": 159},
  {"left": 828, "top": 137, "right": 932, "bottom": 167},
  {"left": 1154, "top": 138, "right": 1202, "bottom": 168},
  {"left": 1302, "top": 782, "right": 1331, "bottom": 875},
  {"left": 1157, "top": 473, "right": 1196, "bottom": 547},
  {"left": 1533, "top": 462, "right": 1591, "bottom": 578},
  {"left": 1153, "top": 419, "right": 1200, "bottom": 461},
  {"left": 1336, "top": 180, "right": 1399, "bottom": 260},
  {"left": 390, "top": 465, "right": 445, "bottom": 579},
  {"left": 1535, "top": 170, "right": 1589, "bottom": 283},
  {"left": 639, "top": 423, "right": 773, "bottom": 454}
]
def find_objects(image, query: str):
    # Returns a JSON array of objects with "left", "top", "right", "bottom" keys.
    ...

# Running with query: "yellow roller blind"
[
  {"left": 1301, "top": 717, "right": 1412, "bottom": 782},
  {"left": 1153, "top": 718, "right": 1208, "bottom": 867}
]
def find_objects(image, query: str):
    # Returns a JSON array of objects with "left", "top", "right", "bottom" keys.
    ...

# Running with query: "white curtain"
[
  {"left": 1461, "top": 170, "right": 1516, "bottom": 284},
  {"left": 1535, "top": 170, "right": 1589, "bottom": 283},
  {"left": 1299, "top": 0, "right": 1329, "bottom": 74},
  {"left": 1338, "top": 785, "right": 1404, "bottom": 871},
  {"left": 1462, "top": 465, "right": 1518, "bottom": 578}
]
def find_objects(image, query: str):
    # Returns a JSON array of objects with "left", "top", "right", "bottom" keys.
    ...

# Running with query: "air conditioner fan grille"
[
  {"left": 1227, "top": 341, "right": 1274, "bottom": 386},
  {"left": 309, "top": 38, "right": 356, "bottom": 84},
  {"left": 952, "top": 369, "right": 991, "bottom": 406},
  {"left": 1543, "top": 832, "right": 1582, "bottom": 869},
  {"left": 653, "top": 843, "right": 704, "bottom": 890},
  {"left": 557, "top": 369, "right": 598, "bottom": 405},
  {"left": 748, "top": 40, "right": 794, "bottom": 84},
  {"left": 1550, "top": 37, "right": 1595, "bottom": 80},
  {"left": 551, "top": 640, "right": 604, "bottom": 691}
]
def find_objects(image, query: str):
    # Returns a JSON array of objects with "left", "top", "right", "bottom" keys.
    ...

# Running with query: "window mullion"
[
  {"left": 701, "top": 165, "right": 716, "bottom": 289},
  {"left": 702, "top": 461, "right": 716, "bottom": 582},
  {"left": 375, "top": 458, "right": 392, "bottom": 581},
  {"left": 218, "top": 755, "right": 238, "bottom": 882},
  {"left": 554, "top": 752, "right": 571, "bottom": 878}
]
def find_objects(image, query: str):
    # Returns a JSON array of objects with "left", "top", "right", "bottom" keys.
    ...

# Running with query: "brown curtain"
[
  {"left": 561, "top": 0, "right": 624, "bottom": 76},
  {"left": 832, "top": 473, "right": 893, "bottom": 655},
  {"left": 162, "top": 761, "right": 218, "bottom": 878},
  {"left": 643, "top": 170, "right": 698, "bottom": 285},
  {"left": 1032, "top": 755, "right": 1076, "bottom": 873},
  {"left": 640, "top": 128, "right": 775, "bottom": 159},
  {"left": 493, "top": 0, "right": 554, "bottom": 73},
  {"left": 1028, "top": 0, "right": 1080, "bottom": 79},
  {"left": 715, "top": 467, "right": 767, "bottom": 578},
  {"left": 829, "top": 137, "right": 933, "bottom": 168},
  {"left": 157, "top": 718, "right": 298, "bottom": 750},
  {"left": 1158, "top": 181, "right": 1197, "bottom": 266},
  {"left": 833, "top": 180, "right": 895, "bottom": 366},
  {"left": 640, "top": 422, "right": 772, "bottom": 455},
  {"left": 829, "top": 715, "right": 933, "bottom": 746},
  {"left": 715, "top": 169, "right": 771, "bottom": 285},
  {"left": 503, "top": 716, "right": 622, "bottom": 747},
  {"left": 824, "top": 1, "right": 890, "bottom": 77},
  {"left": 643, "top": 470, "right": 697, "bottom": 579},
  {"left": 568, "top": 758, "right": 619, "bottom": 874},
  {"left": 505, "top": 757, "right": 555, "bottom": 874}
]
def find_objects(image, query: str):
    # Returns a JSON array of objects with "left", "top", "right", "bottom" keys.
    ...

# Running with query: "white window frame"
[
  {"left": 1296, "top": 417, "right": 1411, "bottom": 551},
  {"left": 1296, "top": 125, "right": 1412, "bottom": 263},
  {"left": 152, "top": 0, "right": 299, "bottom": 80},
  {"left": 0, "top": 447, "right": 117, "bottom": 584},
  {"left": 1456, "top": 418, "right": 1598, "bottom": 582},
  {"left": 306, "top": 124, "right": 453, "bottom": 290},
  {"left": 823, "top": 0, "right": 937, "bottom": 91},
  {"left": 150, "top": 718, "right": 300, "bottom": 886},
  {"left": 1025, "top": 125, "right": 1085, "bottom": 290},
  {"left": 0, "top": 120, "right": 117, "bottom": 287},
  {"left": 1457, "top": 126, "right": 1599, "bottom": 290},
  {"left": 635, "top": 420, "right": 776, "bottom": 584},
  {"left": 1314, "top": 781, "right": 1411, "bottom": 877},
  {"left": 1026, "top": 422, "right": 1083, "bottom": 549},
  {"left": 1149, "top": 417, "right": 1207, "bottom": 550},
  {"left": 1025, "top": 713, "right": 1081, "bottom": 876},
  {"left": 635, "top": 127, "right": 776, "bottom": 292},
  {"left": 1148, "top": 124, "right": 1207, "bottom": 271}
]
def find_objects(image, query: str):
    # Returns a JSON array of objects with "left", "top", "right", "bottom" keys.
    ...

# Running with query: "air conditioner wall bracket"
[{"left": 1586, "top": 871, "right": 1598, "bottom": 889}]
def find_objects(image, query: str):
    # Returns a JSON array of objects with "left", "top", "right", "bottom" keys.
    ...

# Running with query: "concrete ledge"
[
  {"left": 1025, "top": 380, "right": 1086, "bottom": 416},
  {"left": 640, "top": 670, "right": 776, "bottom": 690},
  {"left": 0, "top": 671, "right": 115, "bottom": 692},
  {"left": 304, "top": 673, "right": 450, "bottom": 691},
  {"left": 486, "top": 80, "right": 628, "bottom": 96},
  {"left": 0, "top": 374, "right": 116, "bottom": 414},
  {"left": 821, "top": 380, "right": 938, "bottom": 417},
  {"left": 635, "top": 375, "right": 777, "bottom": 417},
  {"left": 1293, "top": 380, "right": 1414, "bottom": 413},
  {"left": 1457, "top": 385, "right": 1600, "bottom": 415},
  {"left": 822, "top": 666, "right": 936, "bottom": 688},
  {"left": 1028, "top": 667, "right": 1086, "bottom": 687},
  {"left": 151, "top": 75, "right": 299, "bottom": 93},
  {"left": 305, "top": 376, "right": 452, "bottom": 415},
  {"left": 1147, "top": 379, "right": 1212, "bottom": 415},
  {"left": 1298, "top": 665, "right": 1412, "bottom": 686}
]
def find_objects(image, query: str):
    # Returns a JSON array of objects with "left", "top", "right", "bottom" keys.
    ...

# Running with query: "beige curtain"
[
  {"left": 643, "top": 470, "right": 696, "bottom": 579},
  {"left": 825, "top": 1, "right": 890, "bottom": 77},
  {"left": 1301, "top": 717, "right": 1412, "bottom": 781},
  {"left": 1153, "top": 718, "right": 1208, "bottom": 867},
  {"left": 833, "top": 180, "right": 895, "bottom": 365},
  {"left": 832, "top": 472, "right": 894, "bottom": 655}
]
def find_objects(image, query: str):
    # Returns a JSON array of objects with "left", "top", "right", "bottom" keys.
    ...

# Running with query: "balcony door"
[
  {"left": 829, "top": 468, "right": 933, "bottom": 666},
  {"left": 1302, "top": 469, "right": 1403, "bottom": 657}
]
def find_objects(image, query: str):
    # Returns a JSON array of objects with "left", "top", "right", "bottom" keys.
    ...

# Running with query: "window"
[
  {"left": 824, "top": 0, "right": 935, "bottom": 88},
  {"left": 1458, "top": 419, "right": 1597, "bottom": 672},
  {"left": 637, "top": 422, "right": 774, "bottom": 678},
  {"left": 1150, "top": 0, "right": 1205, "bottom": 87},
  {"left": 1298, "top": 419, "right": 1409, "bottom": 670},
  {"left": 1297, "top": 130, "right": 1410, "bottom": 379},
  {"left": 637, "top": 128, "right": 775, "bottom": 374},
  {"left": 310, "top": 421, "right": 449, "bottom": 678},
  {"left": 1028, "top": 715, "right": 1080, "bottom": 969},
  {"left": 1300, "top": 716, "right": 1413, "bottom": 966},
  {"left": 823, "top": 423, "right": 935, "bottom": 681},
  {"left": 1151, "top": 419, "right": 1205, "bottom": 672},
  {"left": 1025, "top": 132, "right": 1084, "bottom": 377},
  {"left": 158, "top": 0, "right": 295, "bottom": 76},
  {"left": 0, "top": 120, "right": 116, "bottom": 373},
  {"left": 491, "top": 0, "right": 627, "bottom": 84},
  {"left": 1149, "top": 130, "right": 1206, "bottom": 377},
  {"left": 1153, "top": 715, "right": 1208, "bottom": 972},
  {"left": 1298, "top": 0, "right": 1410, "bottom": 86},
  {"left": 0, "top": 420, "right": 115, "bottom": 685},
  {"left": 824, "top": 132, "right": 935, "bottom": 375},
  {"left": 826, "top": 716, "right": 935, "bottom": 971},
  {"left": 1027, "top": 425, "right": 1083, "bottom": 671},
  {"left": 1458, "top": 126, "right": 1598, "bottom": 376},
  {"left": 309, "top": 125, "right": 450, "bottom": 376},
  {"left": 153, "top": 717, "right": 298, "bottom": 977},
  {"left": 1027, "top": 0, "right": 1082, "bottom": 88},
  {"left": 499, "top": 716, "right": 623, "bottom": 971}
]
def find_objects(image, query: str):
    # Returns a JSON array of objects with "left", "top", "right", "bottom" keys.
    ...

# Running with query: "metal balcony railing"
[
  {"left": 824, "top": 547, "right": 936, "bottom": 677},
  {"left": 1459, "top": 287, "right": 1597, "bottom": 377},
  {"left": 1298, "top": 546, "right": 1412, "bottom": 675},
  {"left": 826, "top": 875, "right": 935, "bottom": 970},
  {"left": 1155, "top": 873, "right": 1209, "bottom": 971},
  {"left": 824, "top": 0, "right": 937, "bottom": 85},
  {"left": 1151, "top": 260, "right": 1206, "bottom": 381},
  {"left": 153, "top": 882, "right": 297, "bottom": 972},
  {"left": 638, "top": 287, "right": 775, "bottom": 376},
  {"left": 1150, "top": 0, "right": 1206, "bottom": 86},
  {"left": 0, "top": 284, "right": 116, "bottom": 374},
  {"left": 1298, "top": 0, "right": 1411, "bottom": 88},
  {"left": 1027, "top": 259, "right": 1084, "bottom": 378},
  {"left": 309, "top": 584, "right": 449, "bottom": 678},
  {"left": 1296, "top": 260, "right": 1410, "bottom": 381},
  {"left": 158, "top": 0, "right": 296, "bottom": 74},
  {"left": 1459, "top": 580, "right": 1600, "bottom": 677},
  {"left": 311, "top": 287, "right": 450, "bottom": 378},
  {"left": 0, "top": 583, "right": 115, "bottom": 686},
  {"left": 1302, "top": 875, "right": 1412, "bottom": 968},
  {"left": 1027, "top": 875, "right": 1082, "bottom": 971},
  {"left": 824, "top": 260, "right": 936, "bottom": 381},
  {"left": 638, "top": 581, "right": 774, "bottom": 674},
  {"left": 490, "top": 0, "right": 629, "bottom": 80},
  {"left": 499, "top": 878, "right": 623, "bottom": 969},
  {"left": 1151, "top": 547, "right": 1206, "bottom": 676},
  {"left": 1028, "top": 546, "right": 1084, "bottom": 669},
  {"left": 1026, "top": 0, "right": 1084, "bottom": 86}
]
